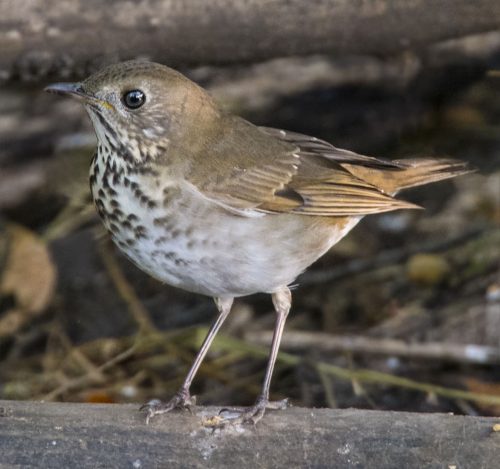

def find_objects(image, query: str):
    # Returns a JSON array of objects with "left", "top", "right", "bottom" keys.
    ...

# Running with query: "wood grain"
[
  {"left": 2, "top": 0, "right": 500, "bottom": 81},
  {"left": 1, "top": 400, "right": 499, "bottom": 468}
]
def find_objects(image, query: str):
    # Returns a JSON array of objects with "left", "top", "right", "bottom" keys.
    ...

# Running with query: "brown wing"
[
  {"left": 264, "top": 127, "right": 471, "bottom": 195},
  {"left": 187, "top": 119, "right": 419, "bottom": 217},
  {"left": 259, "top": 127, "right": 407, "bottom": 170},
  {"left": 186, "top": 118, "right": 301, "bottom": 212}
]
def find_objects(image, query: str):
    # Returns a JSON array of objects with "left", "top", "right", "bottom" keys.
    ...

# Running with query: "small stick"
[
  {"left": 97, "top": 237, "right": 157, "bottom": 333},
  {"left": 245, "top": 330, "right": 500, "bottom": 365}
]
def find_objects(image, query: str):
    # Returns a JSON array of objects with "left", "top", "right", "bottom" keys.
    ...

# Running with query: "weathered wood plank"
[
  {"left": 2, "top": 0, "right": 500, "bottom": 81},
  {"left": 0, "top": 400, "right": 499, "bottom": 468}
]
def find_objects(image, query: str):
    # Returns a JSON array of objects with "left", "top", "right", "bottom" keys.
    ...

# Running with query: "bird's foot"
[
  {"left": 206, "top": 396, "right": 290, "bottom": 428},
  {"left": 140, "top": 388, "right": 196, "bottom": 424}
]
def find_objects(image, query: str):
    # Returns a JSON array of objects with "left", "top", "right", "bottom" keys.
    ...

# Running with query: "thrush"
[{"left": 46, "top": 60, "right": 471, "bottom": 425}]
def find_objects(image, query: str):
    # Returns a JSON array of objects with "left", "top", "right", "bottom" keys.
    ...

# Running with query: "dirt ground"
[{"left": 0, "top": 56, "right": 499, "bottom": 417}]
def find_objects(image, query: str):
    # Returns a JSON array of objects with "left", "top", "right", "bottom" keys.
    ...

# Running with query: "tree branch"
[
  {"left": 2, "top": 0, "right": 500, "bottom": 81},
  {"left": 1, "top": 400, "right": 499, "bottom": 467},
  {"left": 245, "top": 330, "right": 500, "bottom": 365}
]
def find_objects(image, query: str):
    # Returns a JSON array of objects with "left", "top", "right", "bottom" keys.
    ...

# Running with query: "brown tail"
[{"left": 341, "top": 158, "right": 473, "bottom": 195}]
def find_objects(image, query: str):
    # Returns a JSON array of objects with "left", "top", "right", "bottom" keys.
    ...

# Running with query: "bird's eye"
[{"left": 122, "top": 89, "right": 145, "bottom": 109}]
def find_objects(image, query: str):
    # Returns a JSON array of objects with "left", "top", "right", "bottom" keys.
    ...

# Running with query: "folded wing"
[{"left": 186, "top": 118, "right": 468, "bottom": 217}]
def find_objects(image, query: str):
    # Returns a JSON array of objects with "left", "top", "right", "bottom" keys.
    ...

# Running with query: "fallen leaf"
[{"left": 0, "top": 223, "right": 57, "bottom": 337}]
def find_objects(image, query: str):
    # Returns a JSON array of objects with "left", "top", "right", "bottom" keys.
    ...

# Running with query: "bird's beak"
[
  {"left": 44, "top": 82, "right": 114, "bottom": 110},
  {"left": 44, "top": 82, "right": 88, "bottom": 100}
]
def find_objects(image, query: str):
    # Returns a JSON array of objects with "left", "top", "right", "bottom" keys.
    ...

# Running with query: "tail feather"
[
  {"left": 391, "top": 158, "right": 473, "bottom": 192},
  {"left": 341, "top": 158, "right": 473, "bottom": 195}
]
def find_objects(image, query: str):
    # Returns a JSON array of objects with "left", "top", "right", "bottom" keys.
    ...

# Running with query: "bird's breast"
[
  {"left": 89, "top": 149, "right": 361, "bottom": 297},
  {"left": 90, "top": 149, "right": 197, "bottom": 280}
]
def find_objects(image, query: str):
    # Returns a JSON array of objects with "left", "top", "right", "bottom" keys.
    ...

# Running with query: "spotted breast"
[{"left": 89, "top": 138, "right": 356, "bottom": 297}]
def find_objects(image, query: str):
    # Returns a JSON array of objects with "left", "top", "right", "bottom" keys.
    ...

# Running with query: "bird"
[{"left": 45, "top": 60, "right": 471, "bottom": 425}]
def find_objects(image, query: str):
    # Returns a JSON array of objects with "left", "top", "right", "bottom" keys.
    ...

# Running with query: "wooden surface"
[
  {"left": 0, "top": 400, "right": 499, "bottom": 468},
  {"left": 2, "top": 0, "right": 500, "bottom": 81}
]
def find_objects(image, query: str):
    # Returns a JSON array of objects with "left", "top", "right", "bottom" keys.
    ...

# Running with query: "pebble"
[{"left": 406, "top": 253, "right": 450, "bottom": 286}]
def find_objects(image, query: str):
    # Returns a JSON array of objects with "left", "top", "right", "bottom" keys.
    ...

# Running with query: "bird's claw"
[
  {"left": 141, "top": 388, "right": 196, "bottom": 424},
  {"left": 206, "top": 397, "right": 290, "bottom": 428}
]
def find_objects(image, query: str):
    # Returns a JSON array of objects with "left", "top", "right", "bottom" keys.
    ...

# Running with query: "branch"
[
  {"left": 0, "top": 400, "right": 499, "bottom": 467},
  {"left": 245, "top": 330, "right": 500, "bottom": 365},
  {"left": 2, "top": 0, "right": 500, "bottom": 80},
  {"left": 200, "top": 330, "right": 500, "bottom": 408}
]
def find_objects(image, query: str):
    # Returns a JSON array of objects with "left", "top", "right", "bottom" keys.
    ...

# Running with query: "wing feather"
[{"left": 187, "top": 120, "right": 421, "bottom": 217}]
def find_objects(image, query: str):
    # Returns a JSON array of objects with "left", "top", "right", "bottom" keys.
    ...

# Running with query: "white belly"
[{"left": 91, "top": 161, "right": 360, "bottom": 297}]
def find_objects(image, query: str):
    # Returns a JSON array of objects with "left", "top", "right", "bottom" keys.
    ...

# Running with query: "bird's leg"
[
  {"left": 142, "top": 297, "right": 233, "bottom": 423},
  {"left": 218, "top": 286, "right": 292, "bottom": 426}
]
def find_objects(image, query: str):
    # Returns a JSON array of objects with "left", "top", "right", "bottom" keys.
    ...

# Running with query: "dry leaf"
[
  {"left": 464, "top": 377, "right": 500, "bottom": 414},
  {"left": 0, "top": 223, "right": 57, "bottom": 337}
]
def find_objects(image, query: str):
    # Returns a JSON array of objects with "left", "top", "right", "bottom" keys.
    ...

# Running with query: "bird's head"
[{"left": 45, "top": 60, "right": 219, "bottom": 163}]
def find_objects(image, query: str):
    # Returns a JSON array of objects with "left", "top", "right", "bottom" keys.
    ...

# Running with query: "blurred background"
[{"left": 0, "top": 0, "right": 499, "bottom": 416}]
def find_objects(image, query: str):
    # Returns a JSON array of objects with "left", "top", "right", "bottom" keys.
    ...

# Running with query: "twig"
[
  {"left": 97, "top": 237, "right": 157, "bottom": 333},
  {"left": 245, "top": 330, "right": 500, "bottom": 365},
  {"left": 315, "top": 365, "right": 338, "bottom": 408},
  {"left": 195, "top": 328, "right": 500, "bottom": 407},
  {"left": 40, "top": 343, "right": 137, "bottom": 401},
  {"left": 54, "top": 325, "right": 106, "bottom": 383},
  {"left": 42, "top": 200, "right": 96, "bottom": 242}
]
